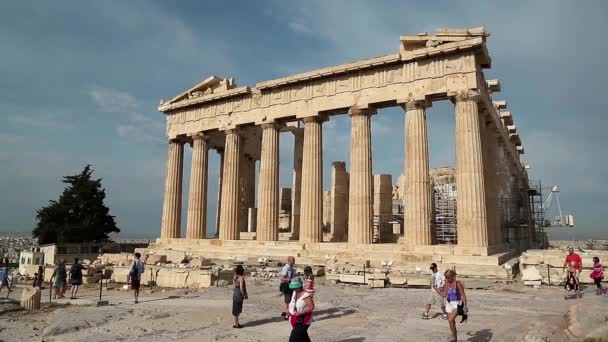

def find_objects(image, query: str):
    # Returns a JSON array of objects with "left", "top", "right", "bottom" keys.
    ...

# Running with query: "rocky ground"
[{"left": 0, "top": 279, "right": 606, "bottom": 342}]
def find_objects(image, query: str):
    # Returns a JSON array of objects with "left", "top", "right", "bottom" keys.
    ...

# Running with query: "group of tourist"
[
  {"left": 47, "top": 257, "right": 86, "bottom": 299},
  {"left": 563, "top": 247, "right": 605, "bottom": 297},
  {"left": 231, "top": 256, "right": 316, "bottom": 341}
]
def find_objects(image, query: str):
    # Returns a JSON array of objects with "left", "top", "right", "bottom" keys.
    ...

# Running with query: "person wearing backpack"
[
  {"left": 128, "top": 253, "right": 145, "bottom": 304},
  {"left": 69, "top": 257, "right": 85, "bottom": 299}
]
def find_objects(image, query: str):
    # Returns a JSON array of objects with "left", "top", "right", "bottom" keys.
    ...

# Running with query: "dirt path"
[{"left": 0, "top": 281, "right": 591, "bottom": 342}]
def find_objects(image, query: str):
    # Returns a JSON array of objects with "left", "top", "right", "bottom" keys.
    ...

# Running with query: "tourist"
[
  {"left": 422, "top": 263, "right": 447, "bottom": 320},
  {"left": 232, "top": 265, "right": 248, "bottom": 328},
  {"left": 441, "top": 269, "right": 468, "bottom": 342},
  {"left": 0, "top": 266, "right": 10, "bottom": 298},
  {"left": 69, "top": 257, "right": 85, "bottom": 299},
  {"left": 564, "top": 260, "right": 580, "bottom": 299},
  {"left": 36, "top": 265, "right": 44, "bottom": 287},
  {"left": 563, "top": 247, "right": 582, "bottom": 279},
  {"left": 51, "top": 259, "right": 67, "bottom": 299},
  {"left": 303, "top": 266, "right": 315, "bottom": 294},
  {"left": 288, "top": 277, "right": 315, "bottom": 342},
  {"left": 280, "top": 256, "right": 296, "bottom": 319},
  {"left": 590, "top": 257, "right": 604, "bottom": 295},
  {"left": 128, "top": 252, "right": 145, "bottom": 303}
]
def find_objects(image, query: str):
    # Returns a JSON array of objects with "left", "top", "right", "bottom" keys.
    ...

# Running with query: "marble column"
[
  {"left": 454, "top": 91, "right": 488, "bottom": 248},
  {"left": 481, "top": 120, "right": 499, "bottom": 247},
  {"left": 299, "top": 117, "right": 324, "bottom": 242},
  {"left": 402, "top": 100, "right": 432, "bottom": 246},
  {"left": 257, "top": 123, "right": 280, "bottom": 241},
  {"left": 291, "top": 128, "right": 304, "bottom": 239},
  {"left": 186, "top": 134, "right": 209, "bottom": 239},
  {"left": 160, "top": 139, "right": 184, "bottom": 239},
  {"left": 347, "top": 108, "right": 375, "bottom": 244},
  {"left": 219, "top": 129, "right": 240, "bottom": 240},
  {"left": 214, "top": 149, "right": 224, "bottom": 238}
]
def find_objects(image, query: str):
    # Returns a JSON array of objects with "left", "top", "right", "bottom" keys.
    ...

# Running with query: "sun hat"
[{"left": 289, "top": 276, "right": 303, "bottom": 289}]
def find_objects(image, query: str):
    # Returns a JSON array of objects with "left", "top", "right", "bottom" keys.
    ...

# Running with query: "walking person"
[
  {"left": 288, "top": 277, "right": 315, "bottom": 342},
  {"left": 280, "top": 256, "right": 296, "bottom": 319},
  {"left": 69, "top": 257, "right": 85, "bottom": 299},
  {"left": 51, "top": 259, "right": 67, "bottom": 299},
  {"left": 422, "top": 263, "right": 448, "bottom": 320},
  {"left": 441, "top": 270, "right": 468, "bottom": 342},
  {"left": 127, "top": 252, "right": 145, "bottom": 303},
  {"left": 0, "top": 266, "right": 10, "bottom": 298},
  {"left": 232, "top": 265, "right": 248, "bottom": 328},
  {"left": 36, "top": 265, "right": 44, "bottom": 288},
  {"left": 563, "top": 247, "right": 582, "bottom": 279},
  {"left": 590, "top": 257, "right": 604, "bottom": 295}
]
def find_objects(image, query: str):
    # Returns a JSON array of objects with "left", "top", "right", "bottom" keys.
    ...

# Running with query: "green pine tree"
[{"left": 33, "top": 165, "right": 120, "bottom": 244}]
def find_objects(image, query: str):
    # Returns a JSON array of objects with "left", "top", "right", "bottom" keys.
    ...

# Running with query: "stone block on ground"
[
  {"left": 145, "top": 254, "right": 167, "bottom": 265},
  {"left": 368, "top": 279, "right": 385, "bottom": 288},
  {"left": 339, "top": 274, "right": 367, "bottom": 284},
  {"left": 406, "top": 277, "right": 430, "bottom": 287},
  {"left": 189, "top": 258, "right": 212, "bottom": 268},
  {"left": 388, "top": 275, "right": 407, "bottom": 286},
  {"left": 20, "top": 287, "right": 41, "bottom": 310},
  {"left": 523, "top": 280, "right": 542, "bottom": 286},
  {"left": 521, "top": 266, "right": 542, "bottom": 281}
]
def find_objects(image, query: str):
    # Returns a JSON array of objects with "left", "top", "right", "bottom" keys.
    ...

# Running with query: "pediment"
[{"left": 164, "top": 76, "right": 237, "bottom": 105}]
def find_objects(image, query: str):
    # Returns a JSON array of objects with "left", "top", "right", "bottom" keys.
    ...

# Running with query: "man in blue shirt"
[{"left": 0, "top": 266, "right": 11, "bottom": 298}]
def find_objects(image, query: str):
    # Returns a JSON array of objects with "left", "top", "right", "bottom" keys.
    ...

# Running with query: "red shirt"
[{"left": 565, "top": 253, "right": 582, "bottom": 270}]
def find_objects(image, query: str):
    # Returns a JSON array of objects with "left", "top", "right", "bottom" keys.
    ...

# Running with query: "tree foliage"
[{"left": 33, "top": 165, "right": 120, "bottom": 244}]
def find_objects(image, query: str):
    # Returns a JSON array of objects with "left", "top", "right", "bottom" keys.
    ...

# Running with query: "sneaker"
[
  {"left": 421, "top": 312, "right": 429, "bottom": 319},
  {"left": 441, "top": 314, "right": 448, "bottom": 320}
]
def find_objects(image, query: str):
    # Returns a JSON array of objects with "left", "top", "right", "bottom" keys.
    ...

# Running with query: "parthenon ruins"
[{"left": 152, "top": 28, "right": 538, "bottom": 273}]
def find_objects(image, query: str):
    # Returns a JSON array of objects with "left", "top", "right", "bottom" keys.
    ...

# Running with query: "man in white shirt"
[
  {"left": 280, "top": 256, "right": 296, "bottom": 319},
  {"left": 422, "top": 263, "right": 447, "bottom": 320}
]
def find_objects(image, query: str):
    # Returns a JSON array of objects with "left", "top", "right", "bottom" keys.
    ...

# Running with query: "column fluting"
[
  {"left": 186, "top": 134, "right": 209, "bottom": 240},
  {"left": 299, "top": 117, "right": 324, "bottom": 242},
  {"left": 291, "top": 128, "right": 304, "bottom": 240},
  {"left": 160, "top": 139, "right": 184, "bottom": 239},
  {"left": 347, "top": 108, "right": 375, "bottom": 244},
  {"left": 402, "top": 100, "right": 432, "bottom": 246},
  {"left": 219, "top": 129, "right": 241, "bottom": 240},
  {"left": 257, "top": 123, "right": 280, "bottom": 241},
  {"left": 454, "top": 91, "right": 489, "bottom": 248}
]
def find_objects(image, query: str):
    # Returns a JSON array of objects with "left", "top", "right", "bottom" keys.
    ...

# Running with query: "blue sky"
[{"left": 1, "top": 1, "right": 606, "bottom": 240}]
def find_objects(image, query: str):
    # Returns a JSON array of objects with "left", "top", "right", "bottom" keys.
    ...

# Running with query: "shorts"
[
  {"left": 284, "top": 289, "right": 293, "bottom": 304},
  {"left": 427, "top": 291, "right": 444, "bottom": 306},
  {"left": 445, "top": 300, "right": 461, "bottom": 314},
  {"left": 131, "top": 278, "right": 141, "bottom": 290}
]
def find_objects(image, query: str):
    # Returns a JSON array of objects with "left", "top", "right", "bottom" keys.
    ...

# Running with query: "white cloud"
[
  {"left": 89, "top": 86, "right": 164, "bottom": 145},
  {"left": 288, "top": 21, "right": 313, "bottom": 34},
  {"left": 89, "top": 86, "right": 138, "bottom": 114}
]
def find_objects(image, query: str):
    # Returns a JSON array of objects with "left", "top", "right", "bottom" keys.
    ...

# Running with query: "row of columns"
[{"left": 160, "top": 90, "right": 516, "bottom": 249}]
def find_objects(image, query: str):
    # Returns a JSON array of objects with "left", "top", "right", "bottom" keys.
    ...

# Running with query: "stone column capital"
[
  {"left": 451, "top": 89, "right": 481, "bottom": 103},
  {"left": 188, "top": 132, "right": 210, "bottom": 141},
  {"left": 348, "top": 107, "right": 377, "bottom": 117},
  {"left": 401, "top": 99, "right": 432, "bottom": 111},
  {"left": 302, "top": 115, "right": 328, "bottom": 124},
  {"left": 261, "top": 122, "right": 278, "bottom": 130}
]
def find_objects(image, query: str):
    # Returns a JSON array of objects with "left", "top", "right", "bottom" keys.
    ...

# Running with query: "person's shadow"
[
  {"left": 244, "top": 307, "right": 357, "bottom": 328},
  {"left": 314, "top": 307, "right": 357, "bottom": 322},
  {"left": 466, "top": 329, "right": 493, "bottom": 342}
]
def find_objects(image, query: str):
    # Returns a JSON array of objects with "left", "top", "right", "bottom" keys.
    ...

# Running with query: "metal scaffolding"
[{"left": 433, "top": 182, "right": 458, "bottom": 244}]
